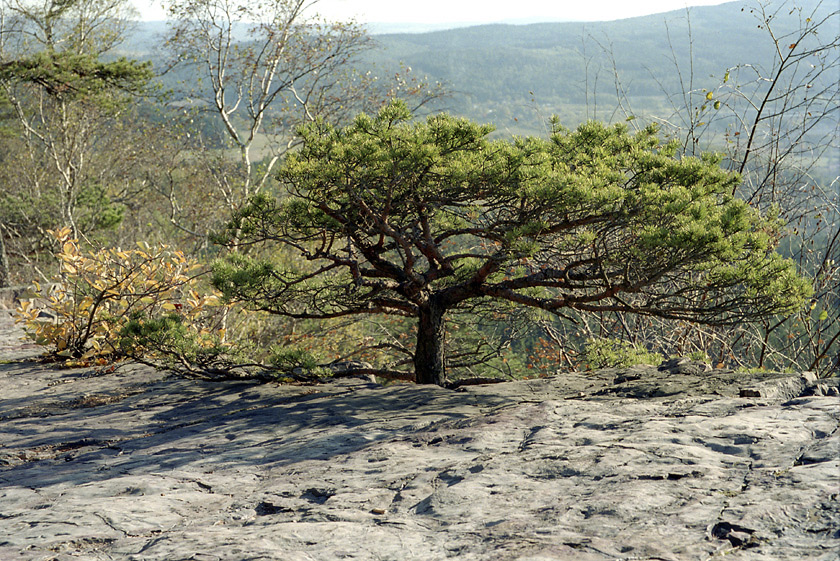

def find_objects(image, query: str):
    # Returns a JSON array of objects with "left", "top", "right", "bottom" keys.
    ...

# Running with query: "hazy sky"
[{"left": 136, "top": 0, "right": 734, "bottom": 23}]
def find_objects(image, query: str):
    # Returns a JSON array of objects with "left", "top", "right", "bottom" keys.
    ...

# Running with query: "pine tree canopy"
[
  {"left": 0, "top": 51, "right": 152, "bottom": 99},
  {"left": 213, "top": 101, "right": 812, "bottom": 385}
]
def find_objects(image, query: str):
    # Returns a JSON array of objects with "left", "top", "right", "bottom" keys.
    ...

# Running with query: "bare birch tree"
[{"left": 0, "top": 0, "right": 151, "bottom": 284}]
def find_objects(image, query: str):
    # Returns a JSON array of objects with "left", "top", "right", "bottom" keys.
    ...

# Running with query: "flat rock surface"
[{"left": 0, "top": 309, "right": 838, "bottom": 560}]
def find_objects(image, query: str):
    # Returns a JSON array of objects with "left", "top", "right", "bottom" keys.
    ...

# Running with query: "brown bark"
[{"left": 414, "top": 297, "right": 447, "bottom": 385}]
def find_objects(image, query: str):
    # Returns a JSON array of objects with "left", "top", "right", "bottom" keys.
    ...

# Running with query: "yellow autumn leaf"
[{"left": 52, "top": 227, "right": 72, "bottom": 240}]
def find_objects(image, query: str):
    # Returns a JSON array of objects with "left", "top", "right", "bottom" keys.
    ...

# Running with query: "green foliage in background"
[{"left": 3, "top": 0, "right": 834, "bottom": 380}]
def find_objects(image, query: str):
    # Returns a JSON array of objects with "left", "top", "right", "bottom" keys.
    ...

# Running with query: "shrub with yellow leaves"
[{"left": 15, "top": 228, "right": 231, "bottom": 370}]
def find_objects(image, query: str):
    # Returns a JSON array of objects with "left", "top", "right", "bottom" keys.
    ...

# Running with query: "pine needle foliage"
[{"left": 213, "top": 101, "right": 811, "bottom": 385}]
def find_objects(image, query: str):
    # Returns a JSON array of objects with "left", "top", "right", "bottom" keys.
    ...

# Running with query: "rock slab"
[{"left": 0, "top": 309, "right": 838, "bottom": 560}]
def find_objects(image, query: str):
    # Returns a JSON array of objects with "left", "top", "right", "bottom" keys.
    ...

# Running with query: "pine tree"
[{"left": 213, "top": 101, "right": 811, "bottom": 385}]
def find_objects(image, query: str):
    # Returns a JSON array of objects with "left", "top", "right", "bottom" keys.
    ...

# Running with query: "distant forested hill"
[
  {"left": 363, "top": 0, "right": 834, "bottom": 134},
  {"left": 123, "top": 0, "right": 835, "bottom": 143}
]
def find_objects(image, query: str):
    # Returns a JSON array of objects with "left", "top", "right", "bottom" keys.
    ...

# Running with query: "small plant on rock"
[{"left": 585, "top": 337, "right": 664, "bottom": 369}]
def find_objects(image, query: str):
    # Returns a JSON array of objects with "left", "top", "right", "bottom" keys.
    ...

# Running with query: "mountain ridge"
[{"left": 120, "top": 0, "right": 835, "bottom": 149}]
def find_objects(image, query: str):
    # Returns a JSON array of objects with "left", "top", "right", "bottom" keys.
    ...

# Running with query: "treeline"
[
  {"left": 366, "top": 0, "right": 836, "bottom": 140},
  {"left": 0, "top": 0, "right": 837, "bottom": 379}
]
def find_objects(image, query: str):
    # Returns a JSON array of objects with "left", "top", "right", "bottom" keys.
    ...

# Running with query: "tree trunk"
[
  {"left": 0, "top": 225, "right": 9, "bottom": 289},
  {"left": 414, "top": 298, "right": 446, "bottom": 385}
]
